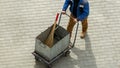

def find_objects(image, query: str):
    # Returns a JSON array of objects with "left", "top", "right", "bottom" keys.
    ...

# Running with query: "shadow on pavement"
[
  {"left": 69, "top": 34, "right": 97, "bottom": 68},
  {"left": 34, "top": 60, "right": 46, "bottom": 68}
]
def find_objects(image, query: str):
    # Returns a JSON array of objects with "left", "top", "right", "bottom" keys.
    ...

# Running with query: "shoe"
[{"left": 80, "top": 32, "right": 86, "bottom": 39}]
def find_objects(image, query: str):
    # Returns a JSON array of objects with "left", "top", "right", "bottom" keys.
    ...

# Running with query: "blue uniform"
[{"left": 62, "top": 0, "right": 89, "bottom": 21}]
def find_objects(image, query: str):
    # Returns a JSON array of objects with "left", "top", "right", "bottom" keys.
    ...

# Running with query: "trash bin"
[{"left": 35, "top": 25, "right": 70, "bottom": 60}]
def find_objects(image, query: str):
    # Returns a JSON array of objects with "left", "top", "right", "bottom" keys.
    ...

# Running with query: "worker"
[{"left": 62, "top": 0, "right": 89, "bottom": 39}]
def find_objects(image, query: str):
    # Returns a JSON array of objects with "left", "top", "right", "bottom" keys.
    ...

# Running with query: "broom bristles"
[{"left": 44, "top": 13, "right": 59, "bottom": 48}]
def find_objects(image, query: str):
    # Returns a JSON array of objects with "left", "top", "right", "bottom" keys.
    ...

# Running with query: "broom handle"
[
  {"left": 55, "top": 13, "right": 59, "bottom": 21},
  {"left": 51, "top": 13, "right": 59, "bottom": 33}
]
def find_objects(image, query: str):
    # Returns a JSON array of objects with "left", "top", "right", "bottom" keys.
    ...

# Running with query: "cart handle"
[
  {"left": 57, "top": 12, "right": 79, "bottom": 48},
  {"left": 57, "top": 13, "right": 75, "bottom": 26}
]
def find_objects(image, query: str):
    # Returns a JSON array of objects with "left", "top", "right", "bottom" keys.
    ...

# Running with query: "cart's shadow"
[{"left": 34, "top": 34, "right": 97, "bottom": 68}]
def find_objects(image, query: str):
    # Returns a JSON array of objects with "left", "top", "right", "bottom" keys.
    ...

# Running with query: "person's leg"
[
  {"left": 67, "top": 14, "right": 76, "bottom": 38},
  {"left": 80, "top": 18, "right": 88, "bottom": 38}
]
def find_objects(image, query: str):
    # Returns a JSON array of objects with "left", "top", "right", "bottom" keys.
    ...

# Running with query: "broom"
[{"left": 44, "top": 13, "right": 59, "bottom": 48}]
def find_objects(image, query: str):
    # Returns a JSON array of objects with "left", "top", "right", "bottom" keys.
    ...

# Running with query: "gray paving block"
[{"left": 0, "top": 0, "right": 120, "bottom": 68}]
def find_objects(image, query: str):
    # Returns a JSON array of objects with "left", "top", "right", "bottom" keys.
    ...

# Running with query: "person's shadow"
[
  {"left": 69, "top": 34, "right": 97, "bottom": 68},
  {"left": 34, "top": 34, "right": 97, "bottom": 68}
]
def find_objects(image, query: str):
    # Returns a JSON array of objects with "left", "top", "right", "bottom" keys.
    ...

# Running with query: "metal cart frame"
[{"left": 32, "top": 13, "right": 79, "bottom": 68}]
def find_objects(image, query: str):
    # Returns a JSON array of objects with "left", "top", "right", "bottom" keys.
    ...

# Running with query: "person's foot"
[{"left": 80, "top": 32, "right": 86, "bottom": 39}]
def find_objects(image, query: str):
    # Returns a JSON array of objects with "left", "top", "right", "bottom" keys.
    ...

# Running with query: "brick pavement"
[{"left": 0, "top": 0, "right": 120, "bottom": 68}]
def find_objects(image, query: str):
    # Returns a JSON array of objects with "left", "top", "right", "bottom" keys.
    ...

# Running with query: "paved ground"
[{"left": 0, "top": 0, "right": 120, "bottom": 68}]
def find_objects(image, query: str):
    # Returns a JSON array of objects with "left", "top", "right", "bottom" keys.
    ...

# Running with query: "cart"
[{"left": 32, "top": 13, "right": 79, "bottom": 68}]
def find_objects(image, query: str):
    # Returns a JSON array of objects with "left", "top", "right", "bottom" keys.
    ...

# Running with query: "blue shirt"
[{"left": 62, "top": 0, "right": 89, "bottom": 21}]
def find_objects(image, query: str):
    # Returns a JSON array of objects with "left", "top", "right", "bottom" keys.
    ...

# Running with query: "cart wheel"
[
  {"left": 64, "top": 51, "right": 70, "bottom": 57},
  {"left": 35, "top": 57, "right": 39, "bottom": 61},
  {"left": 46, "top": 64, "right": 52, "bottom": 68}
]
